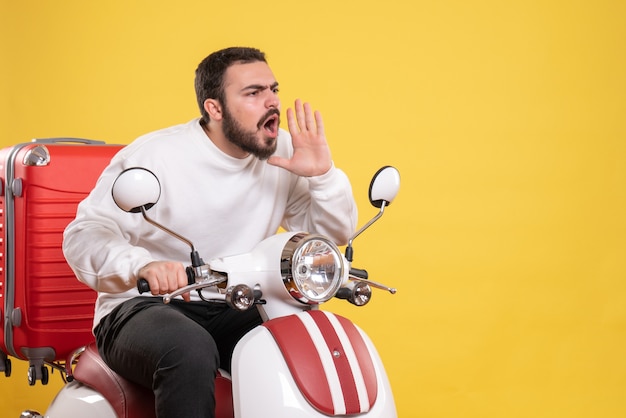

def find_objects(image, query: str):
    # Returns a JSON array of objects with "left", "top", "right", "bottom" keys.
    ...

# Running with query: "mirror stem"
[
  {"left": 140, "top": 205, "right": 200, "bottom": 253},
  {"left": 345, "top": 201, "right": 387, "bottom": 262},
  {"left": 139, "top": 207, "right": 205, "bottom": 268}
]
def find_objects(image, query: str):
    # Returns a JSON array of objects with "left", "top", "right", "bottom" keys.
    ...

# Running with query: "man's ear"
[{"left": 204, "top": 99, "right": 223, "bottom": 121}]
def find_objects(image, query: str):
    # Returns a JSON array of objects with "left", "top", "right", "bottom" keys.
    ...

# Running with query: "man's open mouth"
[{"left": 259, "top": 111, "right": 280, "bottom": 137}]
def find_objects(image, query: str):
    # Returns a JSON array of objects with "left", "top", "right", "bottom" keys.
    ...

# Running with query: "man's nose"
[{"left": 265, "top": 90, "right": 280, "bottom": 109}]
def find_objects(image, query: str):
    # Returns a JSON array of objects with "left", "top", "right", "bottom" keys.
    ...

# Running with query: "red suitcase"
[{"left": 0, "top": 138, "right": 122, "bottom": 384}]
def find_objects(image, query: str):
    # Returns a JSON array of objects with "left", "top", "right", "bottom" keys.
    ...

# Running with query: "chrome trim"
[
  {"left": 23, "top": 144, "right": 50, "bottom": 166},
  {"left": 280, "top": 233, "right": 345, "bottom": 305}
]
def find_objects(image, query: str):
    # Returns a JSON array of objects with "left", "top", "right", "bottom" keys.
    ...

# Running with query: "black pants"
[{"left": 94, "top": 296, "right": 262, "bottom": 418}]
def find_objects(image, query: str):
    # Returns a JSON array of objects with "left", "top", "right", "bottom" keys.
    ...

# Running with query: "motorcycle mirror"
[
  {"left": 111, "top": 167, "right": 161, "bottom": 213},
  {"left": 345, "top": 166, "right": 400, "bottom": 262},
  {"left": 369, "top": 166, "right": 401, "bottom": 208},
  {"left": 111, "top": 167, "right": 202, "bottom": 270}
]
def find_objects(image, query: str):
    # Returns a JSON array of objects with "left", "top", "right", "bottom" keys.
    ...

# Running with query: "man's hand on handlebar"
[{"left": 138, "top": 261, "right": 191, "bottom": 302}]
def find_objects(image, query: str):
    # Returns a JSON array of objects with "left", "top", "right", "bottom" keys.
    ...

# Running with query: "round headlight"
[{"left": 281, "top": 233, "right": 345, "bottom": 304}]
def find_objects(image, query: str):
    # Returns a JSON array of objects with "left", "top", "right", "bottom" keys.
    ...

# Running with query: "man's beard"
[{"left": 222, "top": 106, "right": 280, "bottom": 160}]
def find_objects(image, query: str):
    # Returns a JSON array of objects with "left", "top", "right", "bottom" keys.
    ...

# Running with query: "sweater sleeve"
[
  {"left": 281, "top": 163, "right": 358, "bottom": 245},
  {"left": 62, "top": 159, "right": 156, "bottom": 293}
]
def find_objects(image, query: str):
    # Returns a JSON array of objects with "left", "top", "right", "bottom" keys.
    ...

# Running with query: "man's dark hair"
[{"left": 194, "top": 47, "right": 267, "bottom": 124}]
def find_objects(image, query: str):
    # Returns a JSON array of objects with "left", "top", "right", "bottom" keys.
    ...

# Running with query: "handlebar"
[
  {"left": 137, "top": 278, "right": 151, "bottom": 294},
  {"left": 349, "top": 267, "right": 368, "bottom": 280},
  {"left": 348, "top": 266, "right": 396, "bottom": 294},
  {"left": 136, "top": 266, "right": 196, "bottom": 294}
]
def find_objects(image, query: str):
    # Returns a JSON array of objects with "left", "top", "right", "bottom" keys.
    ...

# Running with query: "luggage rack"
[{"left": 0, "top": 345, "right": 87, "bottom": 385}]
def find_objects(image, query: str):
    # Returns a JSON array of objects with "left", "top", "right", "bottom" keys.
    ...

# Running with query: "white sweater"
[{"left": 63, "top": 118, "right": 357, "bottom": 328}]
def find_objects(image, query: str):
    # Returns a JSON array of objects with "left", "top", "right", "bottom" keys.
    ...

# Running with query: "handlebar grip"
[
  {"left": 349, "top": 267, "right": 368, "bottom": 280},
  {"left": 137, "top": 278, "right": 151, "bottom": 294},
  {"left": 336, "top": 287, "right": 353, "bottom": 300},
  {"left": 137, "top": 268, "right": 196, "bottom": 294}
]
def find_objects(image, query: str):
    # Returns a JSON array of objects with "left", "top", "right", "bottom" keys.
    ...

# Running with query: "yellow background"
[{"left": 1, "top": 0, "right": 625, "bottom": 417}]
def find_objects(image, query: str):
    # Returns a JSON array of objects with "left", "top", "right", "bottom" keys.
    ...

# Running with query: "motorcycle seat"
[{"left": 73, "top": 342, "right": 234, "bottom": 418}]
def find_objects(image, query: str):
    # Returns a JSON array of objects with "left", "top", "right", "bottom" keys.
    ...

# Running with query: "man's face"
[{"left": 220, "top": 61, "right": 281, "bottom": 160}]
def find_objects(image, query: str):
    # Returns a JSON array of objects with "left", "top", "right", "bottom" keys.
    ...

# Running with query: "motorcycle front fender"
[
  {"left": 232, "top": 311, "right": 397, "bottom": 418},
  {"left": 45, "top": 380, "right": 116, "bottom": 418}
]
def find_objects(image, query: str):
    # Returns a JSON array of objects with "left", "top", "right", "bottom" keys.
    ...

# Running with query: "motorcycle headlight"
[{"left": 281, "top": 233, "right": 345, "bottom": 304}]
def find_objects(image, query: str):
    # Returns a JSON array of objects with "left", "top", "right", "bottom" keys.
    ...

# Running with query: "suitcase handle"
[{"left": 32, "top": 138, "right": 106, "bottom": 145}]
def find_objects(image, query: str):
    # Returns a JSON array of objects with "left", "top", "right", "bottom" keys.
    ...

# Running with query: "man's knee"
[{"left": 156, "top": 331, "right": 220, "bottom": 379}]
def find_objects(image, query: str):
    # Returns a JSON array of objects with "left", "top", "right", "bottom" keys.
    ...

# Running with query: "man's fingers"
[
  {"left": 295, "top": 99, "right": 307, "bottom": 131},
  {"left": 301, "top": 102, "right": 315, "bottom": 131},
  {"left": 288, "top": 100, "right": 322, "bottom": 134},
  {"left": 139, "top": 261, "right": 188, "bottom": 298},
  {"left": 287, "top": 107, "right": 299, "bottom": 134},
  {"left": 314, "top": 110, "right": 324, "bottom": 136},
  {"left": 178, "top": 269, "right": 191, "bottom": 302}
]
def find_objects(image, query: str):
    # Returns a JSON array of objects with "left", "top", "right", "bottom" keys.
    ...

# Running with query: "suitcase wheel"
[
  {"left": 1, "top": 357, "right": 11, "bottom": 377},
  {"left": 27, "top": 364, "right": 49, "bottom": 386}
]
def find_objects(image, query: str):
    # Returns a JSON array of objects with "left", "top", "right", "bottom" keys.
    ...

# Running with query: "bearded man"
[{"left": 62, "top": 46, "right": 357, "bottom": 418}]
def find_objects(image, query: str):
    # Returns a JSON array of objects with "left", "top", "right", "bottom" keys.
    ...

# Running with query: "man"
[{"left": 62, "top": 46, "right": 357, "bottom": 417}]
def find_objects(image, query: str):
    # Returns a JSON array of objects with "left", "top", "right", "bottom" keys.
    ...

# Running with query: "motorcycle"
[{"left": 23, "top": 165, "right": 401, "bottom": 418}]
